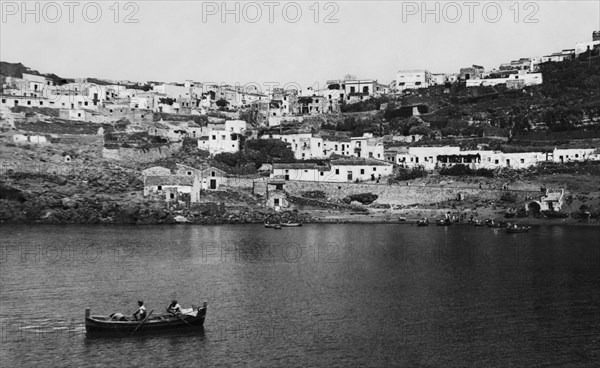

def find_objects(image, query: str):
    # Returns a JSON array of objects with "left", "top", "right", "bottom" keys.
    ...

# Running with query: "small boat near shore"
[
  {"left": 486, "top": 220, "right": 507, "bottom": 228},
  {"left": 281, "top": 222, "right": 302, "bottom": 227},
  {"left": 436, "top": 218, "right": 452, "bottom": 226},
  {"left": 85, "top": 303, "right": 207, "bottom": 336},
  {"left": 506, "top": 226, "right": 531, "bottom": 233},
  {"left": 416, "top": 218, "right": 429, "bottom": 226},
  {"left": 264, "top": 222, "right": 280, "bottom": 228}
]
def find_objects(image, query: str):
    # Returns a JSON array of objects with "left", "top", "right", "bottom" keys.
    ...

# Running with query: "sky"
[{"left": 1, "top": 0, "right": 599, "bottom": 90}]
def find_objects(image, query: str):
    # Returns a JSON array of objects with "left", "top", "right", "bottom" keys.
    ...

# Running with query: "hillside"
[{"left": 0, "top": 61, "right": 71, "bottom": 85}]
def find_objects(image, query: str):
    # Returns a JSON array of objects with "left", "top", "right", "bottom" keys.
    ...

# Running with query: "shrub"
[
  {"left": 439, "top": 164, "right": 495, "bottom": 178},
  {"left": 347, "top": 193, "right": 378, "bottom": 205},
  {"left": 500, "top": 192, "right": 518, "bottom": 203},
  {"left": 390, "top": 168, "right": 427, "bottom": 182},
  {"left": 302, "top": 191, "right": 326, "bottom": 199}
]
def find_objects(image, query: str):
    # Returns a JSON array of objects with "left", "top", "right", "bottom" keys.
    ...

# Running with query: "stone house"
[{"left": 143, "top": 175, "right": 195, "bottom": 202}]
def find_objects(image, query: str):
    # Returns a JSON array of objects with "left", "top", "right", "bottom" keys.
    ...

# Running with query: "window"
[
  {"left": 304, "top": 170, "right": 308, "bottom": 173},
  {"left": 212, "top": 135, "right": 216, "bottom": 140},
  {"left": 320, "top": 172, "right": 324, "bottom": 176},
  {"left": 335, "top": 169, "right": 339, "bottom": 175},
  {"left": 84, "top": 101, "right": 88, "bottom": 106},
  {"left": 39, "top": 101, "right": 43, "bottom": 105},
  {"left": 520, "top": 159, "right": 525, "bottom": 163},
  {"left": 373, "top": 167, "right": 377, "bottom": 171},
  {"left": 211, "top": 171, "right": 216, "bottom": 177},
  {"left": 187, "top": 171, "right": 192, "bottom": 176},
  {"left": 360, "top": 169, "right": 365, "bottom": 174},
  {"left": 157, "top": 185, "right": 162, "bottom": 190},
  {"left": 1, "top": 99, "right": 5, "bottom": 103},
  {"left": 27, "top": 101, "right": 31, "bottom": 105}
]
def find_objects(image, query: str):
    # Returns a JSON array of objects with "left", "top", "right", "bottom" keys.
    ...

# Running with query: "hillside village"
[{"left": 1, "top": 31, "right": 599, "bottom": 225}]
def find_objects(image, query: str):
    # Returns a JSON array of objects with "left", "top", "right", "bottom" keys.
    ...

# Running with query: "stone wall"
[
  {"left": 222, "top": 177, "right": 256, "bottom": 189},
  {"left": 102, "top": 143, "right": 182, "bottom": 163},
  {"left": 282, "top": 181, "right": 540, "bottom": 206}
]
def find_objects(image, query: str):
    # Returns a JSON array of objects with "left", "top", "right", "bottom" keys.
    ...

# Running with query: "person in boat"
[
  {"left": 167, "top": 300, "right": 182, "bottom": 315},
  {"left": 109, "top": 312, "right": 127, "bottom": 321},
  {"left": 133, "top": 300, "right": 146, "bottom": 321}
]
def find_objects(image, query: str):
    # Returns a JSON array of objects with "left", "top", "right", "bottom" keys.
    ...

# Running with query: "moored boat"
[
  {"left": 264, "top": 222, "right": 280, "bottom": 228},
  {"left": 281, "top": 222, "right": 302, "bottom": 227},
  {"left": 486, "top": 220, "right": 507, "bottom": 228},
  {"left": 506, "top": 226, "right": 531, "bottom": 233},
  {"left": 416, "top": 218, "right": 429, "bottom": 226},
  {"left": 436, "top": 218, "right": 452, "bottom": 226},
  {"left": 85, "top": 302, "right": 207, "bottom": 335}
]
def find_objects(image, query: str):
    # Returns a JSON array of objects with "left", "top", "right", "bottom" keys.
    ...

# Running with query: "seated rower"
[
  {"left": 167, "top": 300, "right": 182, "bottom": 315},
  {"left": 133, "top": 300, "right": 146, "bottom": 321}
]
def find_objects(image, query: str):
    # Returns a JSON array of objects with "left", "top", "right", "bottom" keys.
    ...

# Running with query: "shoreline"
[{"left": 2, "top": 217, "right": 598, "bottom": 227}]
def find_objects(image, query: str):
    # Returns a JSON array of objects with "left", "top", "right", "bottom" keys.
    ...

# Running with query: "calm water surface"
[{"left": 1, "top": 224, "right": 599, "bottom": 367}]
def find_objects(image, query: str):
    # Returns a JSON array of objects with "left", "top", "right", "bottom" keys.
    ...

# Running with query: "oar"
[
  {"left": 167, "top": 308, "right": 194, "bottom": 327},
  {"left": 129, "top": 310, "right": 153, "bottom": 337}
]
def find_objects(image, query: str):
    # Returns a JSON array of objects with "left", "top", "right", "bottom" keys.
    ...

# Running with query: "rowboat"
[
  {"left": 398, "top": 216, "right": 407, "bottom": 222},
  {"left": 85, "top": 302, "right": 207, "bottom": 335},
  {"left": 506, "top": 226, "right": 531, "bottom": 233},
  {"left": 264, "top": 222, "right": 280, "bottom": 228},
  {"left": 486, "top": 220, "right": 507, "bottom": 228},
  {"left": 436, "top": 218, "right": 452, "bottom": 226},
  {"left": 281, "top": 222, "right": 302, "bottom": 227},
  {"left": 416, "top": 218, "right": 429, "bottom": 226}
]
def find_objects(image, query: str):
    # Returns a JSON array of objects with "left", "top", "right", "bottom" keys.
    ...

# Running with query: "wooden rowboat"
[
  {"left": 506, "top": 226, "right": 531, "bottom": 233},
  {"left": 416, "top": 218, "right": 429, "bottom": 226},
  {"left": 85, "top": 303, "right": 207, "bottom": 335},
  {"left": 281, "top": 222, "right": 302, "bottom": 227},
  {"left": 436, "top": 218, "right": 452, "bottom": 226}
]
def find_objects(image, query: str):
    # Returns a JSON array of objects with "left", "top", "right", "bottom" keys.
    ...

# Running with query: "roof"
[
  {"left": 543, "top": 192, "right": 562, "bottom": 202},
  {"left": 200, "top": 167, "right": 227, "bottom": 176},
  {"left": 330, "top": 157, "right": 392, "bottom": 166},
  {"left": 142, "top": 166, "right": 171, "bottom": 175},
  {"left": 273, "top": 163, "right": 330, "bottom": 171},
  {"left": 144, "top": 175, "right": 194, "bottom": 187}
]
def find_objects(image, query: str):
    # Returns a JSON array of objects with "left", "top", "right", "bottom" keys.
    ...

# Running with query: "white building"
[
  {"left": 198, "top": 130, "right": 241, "bottom": 155},
  {"left": 395, "top": 70, "right": 431, "bottom": 92},
  {"left": 261, "top": 132, "right": 325, "bottom": 160},
  {"left": 466, "top": 72, "right": 543, "bottom": 88},
  {"left": 552, "top": 148, "right": 597, "bottom": 163},
  {"left": 224, "top": 120, "right": 247, "bottom": 134},
  {"left": 271, "top": 157, "right": 393, "bottom": 183}
]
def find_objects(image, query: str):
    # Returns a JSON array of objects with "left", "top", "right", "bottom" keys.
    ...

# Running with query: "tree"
[{"left": 216, "top": 99, "right": 229, "bottom": 108}]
